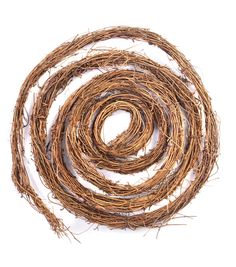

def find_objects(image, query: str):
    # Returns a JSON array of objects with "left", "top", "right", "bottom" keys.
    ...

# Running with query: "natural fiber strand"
[{"left": 11, "top": 27, "right": 219, "bottom": 237}]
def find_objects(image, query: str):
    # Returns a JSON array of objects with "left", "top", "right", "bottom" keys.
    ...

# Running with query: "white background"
[{"left": 0, "top": 0, "right": 235, "bottom": 266}]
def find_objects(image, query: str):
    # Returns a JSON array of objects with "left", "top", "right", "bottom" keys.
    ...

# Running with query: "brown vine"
[{"left": 11, "top": 26, "right": 219, "bottom": 237}]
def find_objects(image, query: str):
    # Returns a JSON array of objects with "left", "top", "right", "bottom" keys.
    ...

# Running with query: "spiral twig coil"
[{"left": 11, "top": 27, "right": 219, "bottom": 236}]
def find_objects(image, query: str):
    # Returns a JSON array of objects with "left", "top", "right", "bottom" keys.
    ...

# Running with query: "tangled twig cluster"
[{"left": 11, "top": 27, "right": 219, "bottom": 236}]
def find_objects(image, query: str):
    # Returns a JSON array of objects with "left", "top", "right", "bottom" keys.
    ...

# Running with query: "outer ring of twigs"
[{"left": 11, "top": 27, "right": 218, "bottom": 236}]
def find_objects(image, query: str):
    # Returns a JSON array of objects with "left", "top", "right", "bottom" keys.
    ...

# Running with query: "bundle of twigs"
[{"left": 11, "top": 27, "right": 219, "bottom": 237}]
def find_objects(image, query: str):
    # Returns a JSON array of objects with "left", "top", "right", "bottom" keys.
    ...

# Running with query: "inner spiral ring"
[{"left": 11, "top": 27, "right": 219, "bottom": 236}]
